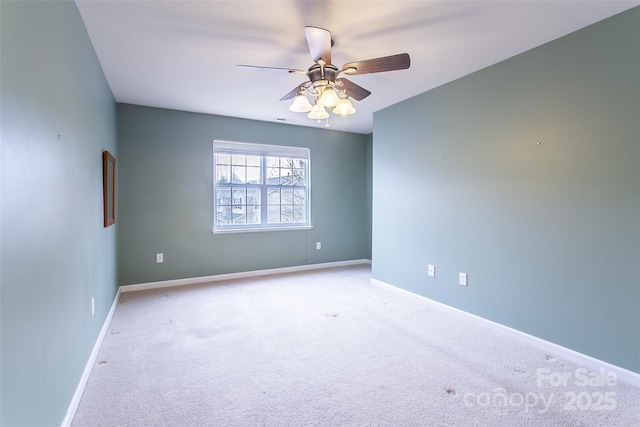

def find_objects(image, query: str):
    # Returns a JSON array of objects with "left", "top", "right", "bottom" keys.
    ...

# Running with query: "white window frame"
[{"left": 213, "top": 140, "right": 312, "bottom": 234}]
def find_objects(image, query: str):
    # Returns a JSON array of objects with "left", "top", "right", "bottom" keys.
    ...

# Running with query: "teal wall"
[
  {"left": 372, "top": 8, "right": 640, "bottom": 373},
  {"left": 365, "top": 133, "right": 373, "bottom": 260},
  {"left": 0, "top": 1, "right": 117, "bottom": 425},
  {"left": 117, "top": 104, "right": 370, "bottom": 285}
]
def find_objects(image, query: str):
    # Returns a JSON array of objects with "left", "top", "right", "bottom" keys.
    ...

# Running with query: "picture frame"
[{"left": 103, "top": 150, "right": 116, "bottom": 227}]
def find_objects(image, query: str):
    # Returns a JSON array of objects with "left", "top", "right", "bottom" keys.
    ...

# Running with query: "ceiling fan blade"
[
  {"left": 280, "top": 82, "right": 312, "bottom": 101},
  {"left": 304, "top": 26, "right": 331, "bottom": 65},
  {"left": 335, "top": 78, "right": 371, "bottom": 101},
  {"left": 341, "top": 53, "right": 410, "bottom": 75},
  {"left": 237, "top": 65, "right": 306, "bottom": 75}
]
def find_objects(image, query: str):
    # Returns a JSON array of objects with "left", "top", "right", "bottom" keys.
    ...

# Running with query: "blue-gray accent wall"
[
  {"left": 0, "top": 1, "right": 117, "bottom": 425},
  {"left": 365, "top": 133, "right": 373, "bottom": 260},
  {"left": 116, "top": 104, "right": 370, "bottom": 285},
  {"left": 372, "top": 8, "right": 639, "bottom": 373}
]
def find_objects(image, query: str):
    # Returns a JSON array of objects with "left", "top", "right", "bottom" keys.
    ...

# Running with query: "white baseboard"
[
  {"left": 370, "top": 278, "right": 640, "bottom": 388},
  {"left": 61, "top": 287, "right": 122, "bottom": 427},
  {"left": 120, "top": 259, "right": 372, "bottom": 293}
]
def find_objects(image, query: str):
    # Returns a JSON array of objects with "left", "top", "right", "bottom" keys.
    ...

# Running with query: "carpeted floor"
[{"left": 72, "top": 265, "right": 639, "bottom": 426}]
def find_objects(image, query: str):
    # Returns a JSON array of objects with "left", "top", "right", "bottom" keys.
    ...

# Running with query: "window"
[{"left": 213, "top": 140, "right": 311, "bottom": 233}]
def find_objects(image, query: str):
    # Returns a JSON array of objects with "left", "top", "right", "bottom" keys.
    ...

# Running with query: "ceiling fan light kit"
[
  {"left": 239, "top": 26, "right": 410, "bottom": 126},
  {"left": 318, "top": 87, "right": 340, "bottom": 108},
  {"left": 307, "top": 103, "right": 330, "bottom": 121},
  {"left": 289, "top": 91, "right": 313, "bottom": 113},
  {"left": 333, "top": 96, "right": 356, "bottom": 116}
]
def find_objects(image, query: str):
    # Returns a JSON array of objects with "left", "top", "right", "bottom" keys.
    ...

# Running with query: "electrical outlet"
[
  {"left": 156, "top": 253, "right": 164, "bottom": 263},
  {"left": 91, "top": 298, "right": 95, "bottom": 317},
  {"left": 316, "top": 242, "right": 321, "bottom": 250},
  {"left": 428, "top": 264, "right": 435, "bottom": 277},
  {"left": 459, "top": 272, "right": 468, "bottom": 286}
]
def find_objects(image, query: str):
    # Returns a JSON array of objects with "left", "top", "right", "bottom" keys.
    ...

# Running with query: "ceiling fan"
[{"left": 238, "top": 26, "right": 410, "bottom": 123}]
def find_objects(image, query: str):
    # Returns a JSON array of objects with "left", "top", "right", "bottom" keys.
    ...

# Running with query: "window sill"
[{"left": 212, "top": 225, "right": 313, "bottom": 235}]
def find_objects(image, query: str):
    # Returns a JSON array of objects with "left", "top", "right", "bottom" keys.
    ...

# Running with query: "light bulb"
[
  {"left": 333, "top": 97, "right": 356, "bottom": 116},
  {"left": 307, "top": 104, "right": 329, "bottom": 120},
  {"left": 289, "top": 92, "right": 312, "bottom": 112},
  {"left": 318, "top": 88, "right": 340, "bottom": 108}
]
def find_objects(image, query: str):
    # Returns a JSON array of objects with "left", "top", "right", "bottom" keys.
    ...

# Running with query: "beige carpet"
[{"left": 72, "top": 265, "right": 639, "bottom": 426}]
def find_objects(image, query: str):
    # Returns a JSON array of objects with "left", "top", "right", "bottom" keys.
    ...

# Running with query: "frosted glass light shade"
[
  {"left": 317, "top": 88, "right": 340, "bottom": 108},
  {"left": 289, "top": 93, "right": 312, "bottom": 112},
  {"left": 307, "top": 104, "right": 329, "bottom": 120},
  {"left": 333, "top": 97, "right": 356, "bottom": 116}
]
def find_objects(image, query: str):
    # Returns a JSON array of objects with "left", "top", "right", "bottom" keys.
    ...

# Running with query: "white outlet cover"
[
  {"left": 316, "top": 242, "right": 321, "bottom": 250},
  {"left": 156, "top": 253, "right": 164, "bottom": 263},
  {"left": 459, "top": 272, "right": 468, "bottom": 286},
  {"left": 428, "top": 264, "right": 435, "bottom": 277}
]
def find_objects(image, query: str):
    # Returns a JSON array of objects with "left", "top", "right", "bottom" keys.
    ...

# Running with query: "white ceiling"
[{"left": 75, "top": 1, "right": 638, "bottom": 135}]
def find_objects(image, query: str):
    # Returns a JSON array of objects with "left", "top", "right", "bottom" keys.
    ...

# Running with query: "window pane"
[
  {"left": 247, "top": 193, "right": 260, "bottom": 223},
  {"left": 231, "top": 165, "right": 246, "bottom": 184},
  {"left": 281, "top": 168, "right": 294, "bottom": 185},
  {"left": 294, "top": 206, "right": 306, "bottom": 223},
  {"left": 294, "top": 188, "right": 305, "bottom": 204},
  {"left": 246, "top": 187, "right": 261, "bottom": 205},
  {"left": 232, "top": 188, "right": 244, "bottom": 210},
  {"left": 267, "top": 206, "right": 280, "bottom": 224},
  {"left": 216, "top": 154, "right": 231, "bottom": 165},
  {"left": 291, "top": 159, "right": 305, "bottom": 169},
  {"left": 281, "top": 188, "right": 293, "bottom": 204},
  {"left": 266, "top": 157, "right": 280, "bottom": 168},
  {"left": 281, "top": 205, "right": 294, "bottom": 223},
  {"left": 246, "top": 155, "right": 261, "bottom": 167},
  {"left": 216, "top": 165, "right": 231, "bottom": 184},
  {"left": 233, "top": 213, "right": 246, "bottom": 225},
  {"left": 246, "top": 166, "right": 261, "bottom": 184},
  {"left": 216, "top": 187, "right": 231, "bottom": 206},
  {"left": 292, "top": 168, "right": 305, "bottom": 185},
  {"left": 246, "top": 204, "right": 260, "bottom": 224},
  {"left": 268, "top": 188, "right": 280, "bottom": 204},
  {"left": 216, "top": 205, "right": 233, "bottom": 225},
  {"left": 232, "top": 155, "right": 245, "bottom": 166},
  {"left": 231, "top": 186, "right": 247, "bottom": 225},
  {"left": 267, "top": 167, "right": 281, "bottom": 185}
]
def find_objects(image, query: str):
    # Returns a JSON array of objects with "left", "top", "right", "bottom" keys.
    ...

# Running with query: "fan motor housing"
[{"left": 308, "top": 63, "right": 339, "bottom": 89}]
